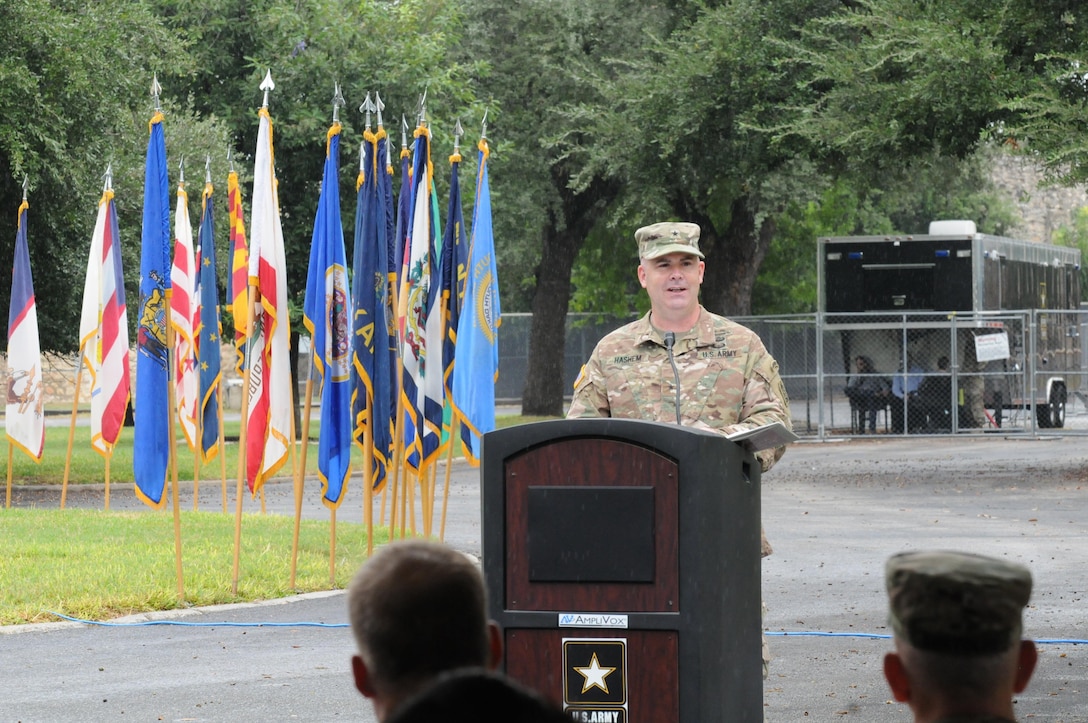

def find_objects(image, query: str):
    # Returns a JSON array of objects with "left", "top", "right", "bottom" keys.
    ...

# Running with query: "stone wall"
[
  {"left": 989, "top": 152, "right": 1088, "bottom": 242},
  {"left": 1, "top": 344, "right": 245, "bottom": 410}
]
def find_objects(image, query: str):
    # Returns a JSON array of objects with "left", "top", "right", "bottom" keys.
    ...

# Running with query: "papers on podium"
[{"left": 726, "top": 421, "right": 799, "bottom": 452}]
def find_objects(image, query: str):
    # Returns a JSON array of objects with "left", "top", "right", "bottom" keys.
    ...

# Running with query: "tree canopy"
[{"left": 2, "top": 0, "right": 1088, "bottom": 414}]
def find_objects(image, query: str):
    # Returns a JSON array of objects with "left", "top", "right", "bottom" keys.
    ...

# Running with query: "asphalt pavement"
[{"left": 3, "top": 433, "right": 1088, "bottom": 722}]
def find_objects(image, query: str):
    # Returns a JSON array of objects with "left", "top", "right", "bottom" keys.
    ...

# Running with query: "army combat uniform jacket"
[{"left": 566, "top": 307, "right": 792, "bottom": 472}]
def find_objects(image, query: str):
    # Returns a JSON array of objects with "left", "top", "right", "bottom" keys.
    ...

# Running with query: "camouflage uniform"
[{"left": 567, "top": 306, "right": 792, "bottom": 473}]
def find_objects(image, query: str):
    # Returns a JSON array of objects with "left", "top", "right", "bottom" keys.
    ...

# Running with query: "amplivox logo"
[{"left": 558, "top": 613, "right": 629, "bottom": 628}]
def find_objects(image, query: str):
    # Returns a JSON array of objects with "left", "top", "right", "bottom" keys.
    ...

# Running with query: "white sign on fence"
[{"left": 974, "top": 331, "right": 1011, "bottom": 362}]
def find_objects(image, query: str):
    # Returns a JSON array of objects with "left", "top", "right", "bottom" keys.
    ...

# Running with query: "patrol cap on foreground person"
[
  {"left": 882, "top": 550, "right": 1038, "bottom": 723},
  {"left": 886, "top": 549, "right": 1032, "bottom": 655},
  {"left": 635, "top": 221, "right": 704, "bottom": 259}
]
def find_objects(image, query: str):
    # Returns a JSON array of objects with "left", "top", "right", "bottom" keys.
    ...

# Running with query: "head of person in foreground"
[
  {"left": 347, "top": 539, "right": 502, "bottom": 721},
  {"left": 883, "top": 549, "right": 1037, "bottom": 723}
]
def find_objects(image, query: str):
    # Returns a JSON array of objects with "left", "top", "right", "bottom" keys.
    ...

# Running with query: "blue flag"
[
  {"left": 441, "top": 149, "right": 467, "bottom": 410},
  {"left": 453, "top": 140, "right": 501, "bottom": 464},
  {"left": 196, "top": 182, "right": 222, "bottom": 461},
  {"left": 303, "top": 124, "right": 352, "bottom": 508},
  {"left": 378, "top": 133, "right": 400, "bottom": 460},
  {"left": 134, "top": 112, "right": 172, "bottom": 508},
  {"left": 351, "top": 127, "right": 394, "bottom": 491}
]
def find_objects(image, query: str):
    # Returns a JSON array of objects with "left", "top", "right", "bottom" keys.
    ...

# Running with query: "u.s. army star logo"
[
  {"left": 575, "top": 653, "right": 616, "bottom": 694},
  {"left": 563, "top": 639, "right": 627, "bottom": 706}
]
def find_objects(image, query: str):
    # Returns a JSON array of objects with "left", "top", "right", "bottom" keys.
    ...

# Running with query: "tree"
[
  {"left": 151, "top": 0, "right": 481, "bottom": 305},
  {"left": 0, "top": 0, "right": 199, "bottom": 351},
  {"left": 780, "top": 0, "right": 1088, "bottom": 185},
  {"left": 458, "top": 0, "right": 671, "bottom": 415},
  {"left": 564, "top": 0, "right": 847, "bottom": 319}
]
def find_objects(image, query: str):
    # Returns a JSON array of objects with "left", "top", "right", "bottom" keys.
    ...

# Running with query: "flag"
[
  {"left": 421, "top": 153, "right": 446, "bottom": 464},
  {"left": 134, "top": 112, "right": 173, "bottom": 508},
  {"left": 78, "top": 185, "right": 130, "bottom": 458},
  {"left": 195, "top": 181, "right": 222, "bottom": 461},
  {"left": 245, "top": 105, "right": 293, "bottom": 493},
  {"left": 171, "top": 181, "right": 198, "bottom": 450},
  {"left": 6, "top": 199, "right": 44, "bottom": 461},
  {"left": 350, "top": 126, "right": 394, "bottom": 491},
  {"left": 304, "top": 122, "right": 352, "bottom": 508},
  {"left": 394, "top": 134, "right": 417, "bottom": 467},
  {"left": 441, "top": 146, "right": 467, "bottom": 421},
  {"left": 377, "top": 132, "right": 400, "bottom": 468},
  {"left": 226, "top": 170, "right": 249, "bottom": 375},
  {"left": 453, "top": 139, "right": 501, "bottom": 464},
  {"left": 394, "top": 138, "right": 412, "bottom": 297},
  {"left": 399, "top": 123, "right": 444, "bottom": 468}
]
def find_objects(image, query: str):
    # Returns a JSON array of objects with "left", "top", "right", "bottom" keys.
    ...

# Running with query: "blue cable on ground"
[
  {"left": 40, "top": 613, "right": 1088, "bottom": 643},
  {"left": 767, "top": 631, "right": 1087, "bottom": 645}
]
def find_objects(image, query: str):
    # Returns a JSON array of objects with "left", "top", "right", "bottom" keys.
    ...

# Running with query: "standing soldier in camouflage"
[
  {"left": 566, "top": 221, "right": 792, "bottom": 469},
  {"left": 566, "top": 220, "right": 792, "bottom": 676}
]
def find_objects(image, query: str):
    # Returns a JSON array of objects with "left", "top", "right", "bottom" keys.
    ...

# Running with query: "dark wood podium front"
[{"left": 481, "top": 418, "right": 762, "bottom": 722}]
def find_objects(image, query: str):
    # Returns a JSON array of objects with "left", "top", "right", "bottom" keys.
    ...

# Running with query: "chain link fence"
[{"left": 503, "top": 310, "right": 1088, "bottom": 439}]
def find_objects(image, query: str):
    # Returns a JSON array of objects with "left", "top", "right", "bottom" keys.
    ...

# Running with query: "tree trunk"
[
  {"left": 521, "top": 174, "right": 620, "bottom": 416},
  {"left": 699, "top": 196, "right": 777, "bottom": 317},
  {"left": 521, "top": 221, "right": 579, "bottom": 416}
]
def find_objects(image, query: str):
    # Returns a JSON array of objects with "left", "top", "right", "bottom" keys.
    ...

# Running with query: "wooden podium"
[{"left": 481, "top": 418, "right": 763, "bottom": 722}]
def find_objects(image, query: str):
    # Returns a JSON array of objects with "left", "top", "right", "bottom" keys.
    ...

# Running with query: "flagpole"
[
  {"left": 60, "top": 363, "right": 85, "bottom": 509},
  {"left": 363, "top": 425, "right": 375, "bottom": 554},
  {"left": 104, "top": 455, "right": 111, "bottom": 510},
  {"left": 392, "top": 405, "right": 406, "bottom": 537},
  {"left": 232, "top": 283, "right": 258, "bottom": 595},
  {"left": 165, "top": 288, "right": 185, "bottom": 601},
  {"left": 5, "top": 444, "right": 11, "bottom": 508},
  {"left": 439, "top": 418, "right": 457, "bottom": 541},
  {"left": 217, "top": 381, "right": 227, "bottom": 514},
  {"left": 291, "top": 372, "right": 314, "bottom": 589},
  {"left": 193, "top": 419, "right": 202, "bottom": 511}
]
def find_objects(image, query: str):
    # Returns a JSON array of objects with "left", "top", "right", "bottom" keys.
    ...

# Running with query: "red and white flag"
[
  {"left": 78, "top": 186, "right": 130, "bottom": 457},
  {"left": 170, "top": 182, "right": 198, "bottom": 449},
  {"left": 244, "top": 105, "right": 293, "bottom": 493}
]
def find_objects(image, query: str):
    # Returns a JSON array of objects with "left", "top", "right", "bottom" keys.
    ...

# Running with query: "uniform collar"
[{"left": 637, "top": 307, "right": 718, "bottom": 348}]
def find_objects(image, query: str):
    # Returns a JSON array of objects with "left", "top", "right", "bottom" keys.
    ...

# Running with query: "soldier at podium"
[
  {"left": 567, "top": 221, "right": 792, "bottom": 676},
  {"left": 566, "top": 220, "right": 792, "bottom": 473}
]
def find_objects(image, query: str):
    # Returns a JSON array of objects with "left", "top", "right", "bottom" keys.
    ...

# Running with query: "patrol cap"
[
  {"left": 635, "top": 222, "right": 704, "bottom": 260},
  {"left": 885, "top": 550, "right": 1032, "bottom": 656}
]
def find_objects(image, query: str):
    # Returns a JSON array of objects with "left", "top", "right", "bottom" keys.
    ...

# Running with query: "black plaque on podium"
[{"left": 481, "top": 418, "right": 763, "bottom": 722}]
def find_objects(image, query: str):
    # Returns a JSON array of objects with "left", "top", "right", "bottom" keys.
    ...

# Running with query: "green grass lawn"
[
  {"left": 1, "top": 507, "right": 386, "bottom": 626},
  {"left": 1, "top": 412, "right": 559, "bottom": 626}
]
